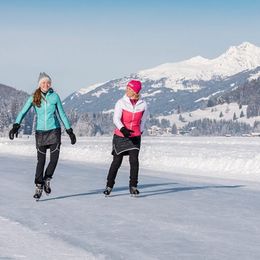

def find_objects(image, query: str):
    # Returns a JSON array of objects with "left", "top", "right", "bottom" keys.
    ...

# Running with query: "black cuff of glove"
[
  {"left": 120, "top": 127, "right": 134, "bottom": 138},
  {"left": 66, "top": 128, "right": 73, "bottom": 135},
  {"left": 13, "top": 123, "right": 20, "bottom": 131},
  {"left": 66, "top": 128, "right": 76, "bottom": 145},
  {"left": 9, "top": 123, "right": 20, "bottom": 140}
]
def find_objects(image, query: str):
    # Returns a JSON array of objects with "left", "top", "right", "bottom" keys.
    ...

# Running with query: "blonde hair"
[
  {"left": 127, "top": 87, "right": 140, "bottom": 100},
  {"left": 132, "top": 92, "right": 140, "bottom": 100}
]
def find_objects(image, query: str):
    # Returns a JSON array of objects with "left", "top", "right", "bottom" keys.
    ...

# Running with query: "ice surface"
[{"left": 1, "top": 137, "right": 260, "bottom": 259}]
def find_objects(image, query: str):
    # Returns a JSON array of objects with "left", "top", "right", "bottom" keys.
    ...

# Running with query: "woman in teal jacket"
[{"left": 9, "top": 72, "right": 76, "bottom": 200}]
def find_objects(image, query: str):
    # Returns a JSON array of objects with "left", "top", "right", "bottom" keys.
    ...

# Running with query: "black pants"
[
  {"left": 35, "top": 143, "right": 60, "bottom": 185},
  {"left": 106, "top": 149, "right": 139, "bottom": 188}
]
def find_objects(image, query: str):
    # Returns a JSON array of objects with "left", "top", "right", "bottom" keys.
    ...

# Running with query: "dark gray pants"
[
  {"left": 35, "top": 143, "right": 60, "bottom": 185},
  {"left": 106, "top": 149, "right": 139, "bottom": 188}
]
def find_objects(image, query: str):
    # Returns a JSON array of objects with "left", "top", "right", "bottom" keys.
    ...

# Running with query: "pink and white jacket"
[{"left": 113, "top": 95, "right": 148, "bottom": 137}]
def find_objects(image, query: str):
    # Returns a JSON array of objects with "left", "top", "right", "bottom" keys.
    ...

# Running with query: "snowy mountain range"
[
  {"left": 63, "top": 42, "right": 260, "bottom": 116},
  {"left": 1, "top": 42, "right": 260, "bottom": 136},
  {"left": 138, "top": 42, "right": 260, "bottom": 83}
]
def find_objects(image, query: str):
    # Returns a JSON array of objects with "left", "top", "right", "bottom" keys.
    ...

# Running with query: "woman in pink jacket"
[{"left": 104, "top": 80, "right": 148, "bottom": 196}]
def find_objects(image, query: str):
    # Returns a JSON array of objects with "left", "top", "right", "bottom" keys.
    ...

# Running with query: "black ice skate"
[
  {"left": 44, "top": 178, "right": 51, "bottom": 195},
  {"left": 33, "top": 184, "right": 43, "bottom": 200},
  {"left": 129, "top": 186, "right": 139, "bottom": 197},
  {"left": 103, "top": 187, "right": 112, "bottom": 197}
]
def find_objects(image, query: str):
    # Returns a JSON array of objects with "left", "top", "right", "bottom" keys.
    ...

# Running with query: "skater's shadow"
[
  {"left": 136, "top": 184, "right": 245, "bottom": 198},
  {"left": 39, "top": 183, "right": 245, "bottom": 201},
  {"left": 39, "top": 182, "right": 178, "bottom": 202}
]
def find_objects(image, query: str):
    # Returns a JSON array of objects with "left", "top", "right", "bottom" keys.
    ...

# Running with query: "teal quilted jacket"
[{"left": 15, "top": 89, "right": 71, "bottom": 131}]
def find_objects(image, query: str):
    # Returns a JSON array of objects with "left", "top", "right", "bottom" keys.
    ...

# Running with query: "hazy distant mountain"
[
  {"left": 0, "top": 84, "right": 33, "bottom": 136},
  {"left": 63, "top": 42, "right": 260, "bottom": 116}
]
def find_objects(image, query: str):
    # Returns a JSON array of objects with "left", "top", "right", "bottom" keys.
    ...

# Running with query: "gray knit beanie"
[{"left": 38, "top": 72, "right": 52, "bottom": 86}]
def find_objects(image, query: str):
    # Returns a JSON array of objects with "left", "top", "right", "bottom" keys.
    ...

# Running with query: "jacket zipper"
[
  {"left": 44, "top": 99, "right": 47, "bottom": 130},
  {"left": 42, "top": 93, "right": 48, "bottom": 130},
  {"left": 130, "top": 104, "right": 136, "bottom": 130}
]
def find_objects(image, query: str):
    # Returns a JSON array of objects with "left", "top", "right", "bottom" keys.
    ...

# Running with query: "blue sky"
[{"left": 1, "top": 0, "right": 260, "bottom": 98}]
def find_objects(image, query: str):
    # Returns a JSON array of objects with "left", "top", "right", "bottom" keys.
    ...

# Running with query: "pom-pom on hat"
[
  {"left": 127, "top": 80, "right": 142, "bottom": 94},
  {"left": 38, "top": 72, "right": 52, "bottom": 86}
]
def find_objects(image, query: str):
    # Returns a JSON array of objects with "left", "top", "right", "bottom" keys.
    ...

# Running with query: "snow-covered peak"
[
  {"left": 225, "top": 42, "right": 259, "bottom": 54},
  {"left": 183, "top": 55, "right": 209, "bottom": 64},
  {"left": 214, "top": 42, "right": 260, "bottom": 72},
  {"left": 138, "top": 42, "right": 260, "bottom": 85},
  {"left": 68, "top": 42, "right": 260, "bottom": 99},
  {"left": 77, "top": 82, "right": 108, "bottom": 95}
]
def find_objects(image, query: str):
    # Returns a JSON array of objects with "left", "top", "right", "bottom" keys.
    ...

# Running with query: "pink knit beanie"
[{"left": 127, "top": 80, "right": 142, "bottom": 93}]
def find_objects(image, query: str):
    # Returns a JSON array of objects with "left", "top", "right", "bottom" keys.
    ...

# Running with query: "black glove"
[
  {"left": 120, "top": 127, "right": 134, "bottom": 138},
  {"left": 66, "top": 128, "right": 76, "bottom": 145},
  {"left": 9, "top": 123, "right": 20, "bottom": 140}
]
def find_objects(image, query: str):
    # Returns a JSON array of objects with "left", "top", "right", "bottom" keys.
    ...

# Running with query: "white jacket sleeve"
[
  {"left": 113, "top": 100, "right": 124, "bottom": 130},
  {"left": 140, "top": 101, "right": 148, "bottom": 132}
]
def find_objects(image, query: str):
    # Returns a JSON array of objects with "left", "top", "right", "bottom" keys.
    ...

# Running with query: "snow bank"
[
  {"left": 142, "top": 136, "right": 260, "bottom": 181},
  {"left": 1, "top": 136, "right": 260, "bottom": 182}
]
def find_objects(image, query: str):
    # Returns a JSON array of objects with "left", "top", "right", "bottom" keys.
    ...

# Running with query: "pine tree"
[
  {"left": 171, "top": 123, "right": 178, "bottom": 134},
  {"left": 178, "top": 114, "right": 185, "bottom": 122},
  {"left": 233, "top": 112, "right": 237, "bottom": 120},
  {"left": 182, "top": 119, "right": 252, "bottom": 136},
  {"left": 177, "top": 105, "right": 181, "bottom": 114},
  {"left": 161, "top": 119, "right": 170, "bottom": 128},
  {"left": 207, "top": 99, "right": 215, "bottom": 107}
]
